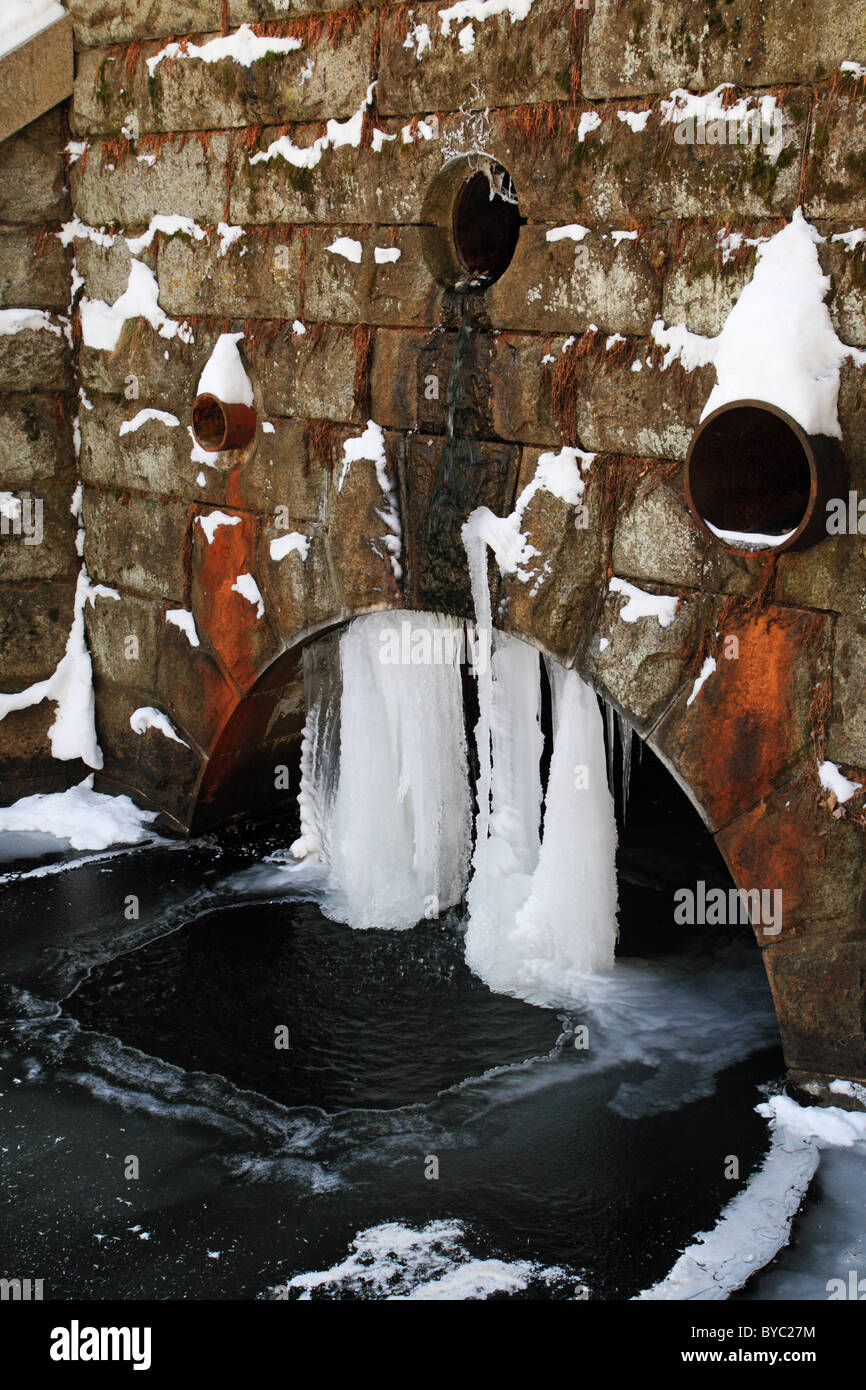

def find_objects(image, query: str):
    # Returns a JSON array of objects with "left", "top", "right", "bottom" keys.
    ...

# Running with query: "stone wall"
[
  {"left": 0, "top": 108, "right": 79, "bottom": 800},
  {"left": 1, "top": 0, "right": 866, "bottom": 1086}
]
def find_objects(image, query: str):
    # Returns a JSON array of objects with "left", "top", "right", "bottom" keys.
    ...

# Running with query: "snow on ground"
[
  {"left": 0, "top": 777, "right": 157, "bottom": 852},
  {"left": 2, "top": 0, "right": 65, "bottom": 58}
]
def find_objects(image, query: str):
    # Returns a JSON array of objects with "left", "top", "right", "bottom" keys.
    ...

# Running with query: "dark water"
[
  {"left": 67, "top": 908, "right": 563, "bottom": 1111},
  {"left": 0, "top": 744, "right": 789, "bottom": 1301}
]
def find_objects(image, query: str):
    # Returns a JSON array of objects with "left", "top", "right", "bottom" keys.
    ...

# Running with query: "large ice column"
[
  {"left": 465, "top": 637, "right": 618, "bottom": 1005},
  {"left": 296, "top": 611, "right": 473, "bottom": 930},
  {"left": 462, "top": 502, "right": 618, "bottom": 1004}
]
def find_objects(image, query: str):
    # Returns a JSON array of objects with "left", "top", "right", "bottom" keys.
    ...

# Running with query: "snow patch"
[
  {"left": 197, "top": 510, "right": 242, "bottom": 545},
  {"left": 546, "top": 224, "right": 589, "bottom": 243},
  {"left": 130, "top": 707, "right": 189, "bottom": 747},
  {"left": 1, "top": 0, "right": 65, "bottom": 57},
  {"left": 197, "top": 332, "right": 253, "bottom": 406},
  {"left": 687, "top": 656, "right": 716, "bottom": 707},
  {"left": 147, "top": 24, "right": 302, "bottom": 75},
  {"left": 231, "top": 573, "right": 266, "bottom": 619},
  {"left": 0, "top": 778, "right": 158, "bottom": 852},
  {"left": 610, "top": 577, "right": 679, "bottom": 628},
  {"left": 327, "top": 237, "right": 363, "bottom": 263},
  {"left": 165, "top": 609, "right": 200, "bottom": 648},
  {"left": 338, "top": 421, "right": 402, "bottom": 581},
  {"left": 270, "top": 532, "right": 310, "bottom": 563},
  {"left": 818, "top": 760, "right": 861, "bottom": 805},
  {"left": 118, "top": 408, "right": 180, "bottom": 436}
]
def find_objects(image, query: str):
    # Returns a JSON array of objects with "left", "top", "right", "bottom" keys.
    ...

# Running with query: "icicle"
[
  {"left": 319, "top": 612, "right": 473, "bottom": 930},
  {"left": 462, "top": 506, "right": 619, "bottom": 1004},
  {"left": 604, "top": 698, "right": 616, "bottom": 800},
  {"left": 617, "top": 710, "right": 633, "bottom": 823}
]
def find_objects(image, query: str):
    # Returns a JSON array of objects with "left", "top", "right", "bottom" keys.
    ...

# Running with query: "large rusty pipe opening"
[
  {"left": 685, "top": 400, "right": 848, "bottom": 553},
  {"left": 452, "top": 165, "right": 522, "bottom": 287},
  {"left": 192, "top": 394, "right": 257, "bottom": 452}
]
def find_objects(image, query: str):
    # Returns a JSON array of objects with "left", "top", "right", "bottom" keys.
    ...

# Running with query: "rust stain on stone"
[{"left": 657, "top": 605, "right": 829, "bottom": 830}]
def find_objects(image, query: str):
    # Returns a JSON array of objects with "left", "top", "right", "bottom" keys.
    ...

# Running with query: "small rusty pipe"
[
  {"left": 191, "top": 394, "right": 257, "bottom": 453},
  {"left": 684, "top": 399, "right": 848, "bottom": 554}
]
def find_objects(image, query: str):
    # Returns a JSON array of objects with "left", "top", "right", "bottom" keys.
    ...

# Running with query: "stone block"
[
  {"left": 500, "top": 447, "right": 607, "bottom": 665},
  {"left": 0, "top": 579, "right": 75, "bottom": 683},
  {"left": 84, "top": 588, "right": 161, "bottom": 687},
  {"left": 398, "top": 430, "right": 518, "bottom": 616},
  {"left": 0, "top": 483, "right": 78, "bottom": 582},
  {"left": 0, "top": 16, "right": 73, "bottom": 149},
  {"left": 377, "top": 0, "right": 572, "bottom": 117},
  {"left": 0, "top": 228, "right": 71, "bottom": 312},
  {"left": 0, "top": 108, "right": 70, "bottom": 224},
  {"left": 582, "top": 0, "right": 863, "bottom": 98},
  {"left": 327, "top": 430, "right": 403, "bottom": 613},
  {"left": 190, "top": 506, "right": 282, "bottom": 690},
  {"left": 245, "top": 323, "right": 358, "bottom": 421},
  {"left": 72, "top": 16, "right": 375, "bottom": 136},
  {"left": 487, "top": 223, "right": 661, "bottom": 337},
  {"left": 0, "top": 324, "right": 72, "bottom": 392},
  {"left": 80, "top": 397, "right": 197, "bottom": 495},
  {"left": 584, "top": 583, "right": 711, "bottom": 735},
  {"left": 819, "top": 233, "right": 866, "bottom": 349},
  {"left": 718, "top": 784, "right": 866, "bottom": 935},
  {"left": 572, "top": 98, "right": 804, "bottom": 223},
  {"left": 763, "top": 935, "right": 866, "bottom": 1078},
  {"left": 566, "top": 340, "right": 715, "bottom": 459},
  {"left": 0, "top": 396, "right": 75, "bottom": 488},
  {"left": 654, "top": 606, "right": 833, "bottom": 831},
  {"left": 303, "top": 227, "right": 443, "bottom": 328},
  {"left": 70, "top": 132, "right": 232, "bottom": 227},
  {"left": 805, "top": 89, "right": 866, "bottom": 221},
  {"left": 259, "top": 524, "right": 342, "bottom": 647},
  {"left": 157, "top": 228, "right": 302, "bottom": 319},
  {"left": 82, "top": 486, "right": 188, "bottom": 599}
]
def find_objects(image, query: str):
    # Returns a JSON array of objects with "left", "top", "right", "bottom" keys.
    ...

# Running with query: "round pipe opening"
[
  {"left": 686, "top": 401, "right": 824, "bottom": 553},
  {"left": 451, "top": 165, "right": 522, "bottom": 288},
  {"left": 192, "top": 394, "right": 257, "bottom": 453}
]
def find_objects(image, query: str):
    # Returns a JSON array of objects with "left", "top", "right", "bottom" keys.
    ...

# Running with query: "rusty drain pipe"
[
  {"left": 191, "top": 393, "right": 257, "bottom": 453},
  {"left": 684, "top": 399, "right": 848, "bottom": 553}
]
